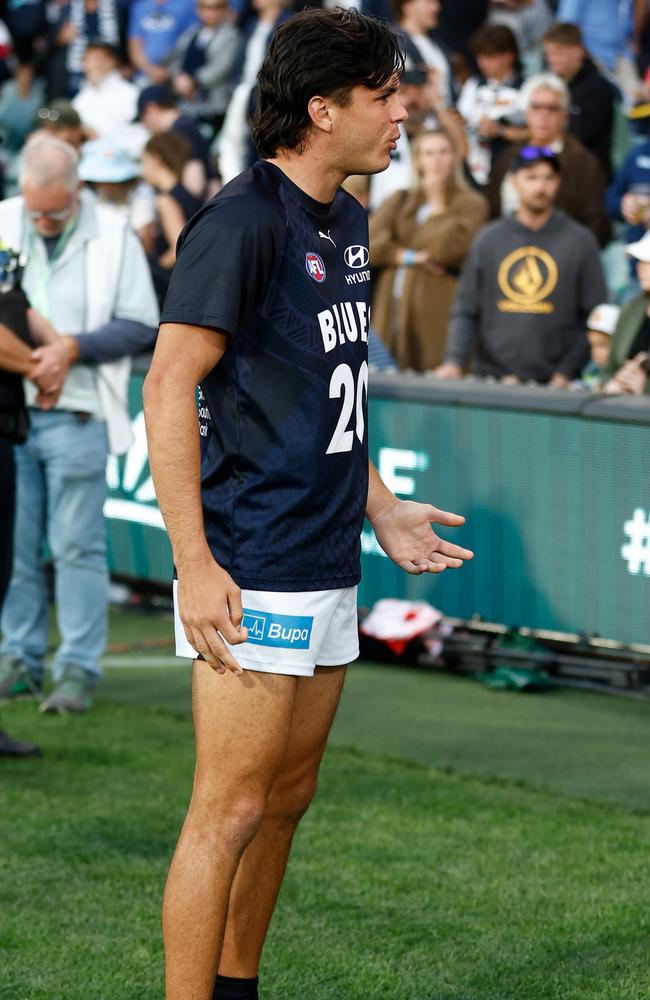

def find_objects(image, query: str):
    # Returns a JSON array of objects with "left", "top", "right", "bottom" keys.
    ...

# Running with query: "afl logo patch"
[
  {"left": 344, "top": 245, "right": 369, "bottom": 269},
  {"left": 305, "top": 252, "right": 326, "bottom": 282}
]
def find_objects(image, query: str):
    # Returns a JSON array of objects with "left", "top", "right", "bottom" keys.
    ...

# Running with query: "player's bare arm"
[
  {"left": 143, "top": 322, "right": 247, "bottom": 675},
  {"left": 366, "top": 460, "right": 474, "bottom": 574}
]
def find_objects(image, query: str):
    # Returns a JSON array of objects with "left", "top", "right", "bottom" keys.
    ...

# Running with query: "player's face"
[{"left": 332, "top": 76, "right": 407, "bottom": 176}]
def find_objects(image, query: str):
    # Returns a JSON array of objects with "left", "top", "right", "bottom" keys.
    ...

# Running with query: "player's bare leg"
[
  {"left": 218, "top": 665, "right": 347, "bottom": 979},
  {"left": 163, "top": 664, "right": 299, "bottom": 1000}
]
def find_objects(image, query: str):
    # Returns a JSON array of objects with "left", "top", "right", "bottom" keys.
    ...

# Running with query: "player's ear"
[{"left": 307, "top": 95, "right": 333, "bottom": 134}]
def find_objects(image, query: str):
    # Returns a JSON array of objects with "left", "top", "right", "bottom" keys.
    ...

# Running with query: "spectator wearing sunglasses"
[
  {"left": 488, "top": 72, "right": 610, "bottom": 246},
  {"left": 33, "top": 100, "right": 85, "bottom": 151},
  {"left": 435, "top": 147, "right": 607, "bottom": 385},
  {"left": 0, "top": 135, "right": 159, "bottom": 715},
  {"left": 167, "top": 0, "right": 241, "bottom": 136}
]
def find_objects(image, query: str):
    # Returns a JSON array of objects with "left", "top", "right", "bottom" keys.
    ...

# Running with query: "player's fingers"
[
  {"left": 429, "top": 552, "right": 463, "bottom": 569},
  {"left": 218, "top": 613, "right": 248, "bottom": 646},
  {"left": 427, "top": 506, "right": 466, "bottom": 527},
  {"left": 227, "top": 587, "right": 244, "bottom": 628},
  {"left": 436, "top": 539, "right": 474, "bottom": 561},
  {"left": 201, "top": 625, "right": 244, "bottom": 675},
  {"left": 185, "top": 626, "right": 226, "bottom": 674},
  {"left": 397, "top": 557, "right": 424, "bottom": 574},
  {"left": 410, "top": 558, "right": 446, "bottom": 574}
]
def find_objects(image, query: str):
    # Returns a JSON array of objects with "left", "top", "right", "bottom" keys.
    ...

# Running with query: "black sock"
[{"left": 212, "top": 973, "right": 259, "bottom": 1000}]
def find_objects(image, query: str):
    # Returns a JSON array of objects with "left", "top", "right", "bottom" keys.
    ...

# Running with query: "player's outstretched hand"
[
  {"left": 371, "top": 500, "right": 474, "bottom": 575},
  {"left": 178, "top": 559, "right": 248, "bottom": 675}
]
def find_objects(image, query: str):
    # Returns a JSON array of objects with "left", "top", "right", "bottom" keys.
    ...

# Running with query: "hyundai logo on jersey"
[
  {"left": 243, "top": 609, "right": 314, "bottom": 648},
  {"left": 305, "top": 252, "right": 326, "bottom": 282},
  {"left": 344, "top": 245, "right": 369, "bottom": 269}
]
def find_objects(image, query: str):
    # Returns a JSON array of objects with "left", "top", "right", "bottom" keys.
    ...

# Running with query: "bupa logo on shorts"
[
  {"left": 344, "top": 245, "right": 369, "bottom": 269},
  {"left": 242, "top": 609, "right": 314, "bottom": 649},
  {"left": 305, "top": 252, "right": 326, "bottom": 283}
]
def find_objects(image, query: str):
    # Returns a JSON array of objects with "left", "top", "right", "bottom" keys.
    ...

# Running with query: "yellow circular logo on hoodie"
[{"left": 497, "top": 246, "right": 558, "bottom": 312}]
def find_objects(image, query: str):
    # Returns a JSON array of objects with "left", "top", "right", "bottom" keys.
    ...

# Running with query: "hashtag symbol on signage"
[{"left": 621, "top": 508, "right": 650, "bottom": 575}]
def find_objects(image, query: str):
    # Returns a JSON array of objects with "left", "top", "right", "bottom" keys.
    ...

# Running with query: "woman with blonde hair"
[{"left": 370, "top": 127, "right": 487, "bottom": 371}]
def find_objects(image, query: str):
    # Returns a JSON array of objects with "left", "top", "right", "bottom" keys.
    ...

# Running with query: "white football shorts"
[{"left": 173, "top": 581, "right": 359, "bottom": 677}]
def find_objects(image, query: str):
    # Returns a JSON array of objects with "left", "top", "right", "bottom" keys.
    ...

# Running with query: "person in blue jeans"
[
  {"left": 0, "top": 134, "right": 159, "bottom": 714},
  {"left": 1, "top": 412, "right": 110, "bottom": 705}
]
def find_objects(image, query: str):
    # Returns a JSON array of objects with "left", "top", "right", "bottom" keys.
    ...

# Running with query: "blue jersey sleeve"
[{"left": 161, "top": 193, "right": 285, "bottom": 336}]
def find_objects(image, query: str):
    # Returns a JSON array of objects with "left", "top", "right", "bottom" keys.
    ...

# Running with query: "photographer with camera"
[{"left": 0, "top": 245, "right": 63, "bottom": 756}]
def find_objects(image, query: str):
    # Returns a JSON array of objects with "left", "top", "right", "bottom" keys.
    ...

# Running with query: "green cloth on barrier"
[{"left": 473, "top": 665, "right": 555, "bottom": 692}]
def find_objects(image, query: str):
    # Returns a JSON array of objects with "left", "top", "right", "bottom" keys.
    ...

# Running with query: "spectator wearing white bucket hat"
[
  {"left": 79, "top": 138, "right": 156, "bottom": 252},
  {"left": 599, "top": 231, "right": 650, "bottom": 395}
]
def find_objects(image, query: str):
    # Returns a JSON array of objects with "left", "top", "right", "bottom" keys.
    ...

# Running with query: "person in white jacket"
[
  {"left": 72, "top": 40, "right": 139, "bottom": 140},
  {"left": 0, "top": 134, "right": 159, "bottom": 714}
]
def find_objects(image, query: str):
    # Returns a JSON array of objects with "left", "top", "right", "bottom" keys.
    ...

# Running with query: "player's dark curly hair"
[{"left": 253, "top": 8, "right": 405, "bottom": 159}]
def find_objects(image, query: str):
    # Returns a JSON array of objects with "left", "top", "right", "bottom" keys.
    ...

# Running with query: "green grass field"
[{"left": 1, "top": 609, "right": 650, "bottom": 999}]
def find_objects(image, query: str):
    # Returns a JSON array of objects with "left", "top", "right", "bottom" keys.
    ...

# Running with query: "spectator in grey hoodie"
[{"left": 435, "top": 146, "right": 607, "bottom": 385}]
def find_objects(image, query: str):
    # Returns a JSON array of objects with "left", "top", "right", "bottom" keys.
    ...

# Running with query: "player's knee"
[
  {"left": 191, "top": 788, "right": 266, "bottom": 851},
  {"left": 269, "top": 772, "right": 319, "bottom": 828},
  {"left": 220, "top": 795, "right": 267, "bottom": 850}
]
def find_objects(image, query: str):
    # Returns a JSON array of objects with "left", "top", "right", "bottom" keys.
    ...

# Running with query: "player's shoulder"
[{"left": 177, "top": 162, "right": 286, "bottom": 252}]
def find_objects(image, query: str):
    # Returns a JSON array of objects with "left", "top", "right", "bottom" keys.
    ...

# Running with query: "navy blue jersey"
[{"left": 162, "top": 160, "right": 371, "bottom": 591}]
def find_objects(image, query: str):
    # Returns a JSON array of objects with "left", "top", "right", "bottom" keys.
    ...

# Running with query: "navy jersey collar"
[{"left": 260, "top": 160, "right": 341, "bottom": 219}]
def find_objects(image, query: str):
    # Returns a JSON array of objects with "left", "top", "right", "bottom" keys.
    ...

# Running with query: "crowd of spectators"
[
  {"left": 357, "top": 0, "right": 650, "bottom": 397},
  {"left": 0, "top": 1, "right": 646, "bottom": 392}
]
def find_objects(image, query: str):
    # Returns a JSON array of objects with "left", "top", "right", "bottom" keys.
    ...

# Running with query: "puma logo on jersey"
[
  {"left": 318, "top": 301, "right": 369, "bottom": 353},
  {"left": 319, "top": 229, "right": 336, "bottom": 247}
]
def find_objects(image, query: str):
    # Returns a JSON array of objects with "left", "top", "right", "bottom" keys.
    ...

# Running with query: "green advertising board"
[{"left": 107, "top": 366, "right": 650, "bottom": 646}]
